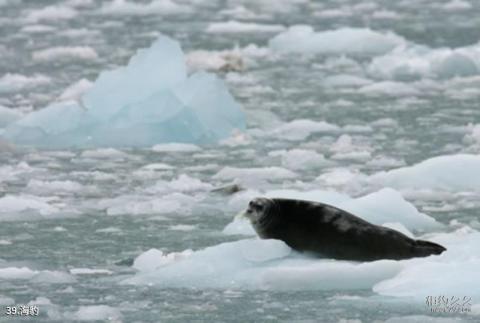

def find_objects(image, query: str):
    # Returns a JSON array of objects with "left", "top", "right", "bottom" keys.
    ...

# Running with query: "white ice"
[
  {"left": 3, "top": 35, "right": 245, "bottom": 148},
  {"left": 369, "top": 154, "right": 480, "bottom": 192},
  {"left": 368, "top": 43, "right": 480, "bottom": 80},
  {"left": 269, "top": 26, "right": 405, "bottom": 55},
  {"left": 125, "top": 186, "right": 477, "bottom": 295},
  {"left": 32, "top": 46, "right": 98, "bottom": 62},
  {"left": 124, "top": 238, "right": 404, "bottom": 291},
  {"left": 99, "top": 0, "right": 189, "bottom": 16},
  {"left": 206, "top": 20, "right": 285, "bottom": 33}
]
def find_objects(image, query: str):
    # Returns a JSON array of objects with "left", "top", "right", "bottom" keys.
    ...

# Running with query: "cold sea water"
[{"left": 1, "top": 0, "right": 480, "bottom": 322}]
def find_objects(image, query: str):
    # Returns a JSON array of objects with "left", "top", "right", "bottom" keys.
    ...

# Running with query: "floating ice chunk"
[
  {"left": 147, "top": 174, "right": 213, "bottom": 194},
  {"left": 30, "top": 270, "right": 76, "bottom": 284},
  {"left": 20, "top": 24, "right": 56, "bottom": 34},
  {"left": 214, "top": 166, "right": 297, "bottom": 182},
  {"left": 80, "top": 148, "right": 130, "bottom": 160},
  {"left": 0, "top": 267, "right": 74, "bottom": 283},
  {"left": 206, "top": 20, "right": 285, "bottom": 33},
  {"left": 371, "top": 9, "right": 400, "bottom": 20},
  {"left": 0, "top": 106, "right": 23, "bottom": 128},
  {"left": 369, "top": 44, "right": 480, "bottom": 80},
  {"left": 322, "top": 74, "right": 373, "bottom": 87},
  {"left": 99, "top": 0, "right": 189, "bottom": 16},
  {"left": 0, "top": 73, "right": 51, "bottom": 94},
  {"left": 359, "top": 81, "right": 419, "bottom": 96},
  {"left": 124, "top": 238, "right": 402, "bottom": 290},
  {"left": 369, "top": 154, "right": 480, "bottom": 191},
  {"left": 32, "top": 46, "right": 98, "bottom": 62},
  {"left": 268, "top": 119, "right": 339, "bottom": 141},
  {"left": 105, "top": 192, "right": 195, "bottom": 216},
  {"left": 26, "top": 180, "right": 84, "bottom": 194},
  {"left": 0, "top": 195, "right": 59, "bottom": 219},
  {"left": 383, "top": 316, "right": 464, "bottom": 323},
  {"left": 25, "top": 5, "right": 77, "bottom": 22},
  {"left": 0, "top": 267, "right": 37, "bottom": 280},
  {"left": 269, "top": 26, "right": 405, "bottom": 55},
  {"left": 186, "top": 44, "right": 268, "bottom": 72},
  {"left": 269, "top": 149, "right": 331, "bottom": 170},
  {"left": 261, "top": 259, "right": 402, "bottom": 291},
  {"left": 374, "top": 228, "right": 480, "bottom": 298},
  {"left": 133, "top": 248, "right": 192, "bottom": 272},
  {"left": 316, "top": 168, "right": 366, "bottom": 188},
  {"left": 151, "top": 143, "right": 200, "bottom": 152},
  {"left": 70, "top": 268, "right": 113, "bottom": 275},
  {"left": 169, "top": 224, "right": 196, "bottom": 231},
  {"left": 3, "top": 35, "right": 245, "bottom": 148},
  {"left": 73, "top": 305, "right": 122, "bottom": 321},
  {"left": 442, "top": 0, "right": 472, "bottom": 10}
]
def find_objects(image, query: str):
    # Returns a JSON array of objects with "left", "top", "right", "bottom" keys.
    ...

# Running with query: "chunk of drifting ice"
[
  {"left": 368, "top": 44, "right": 480, "bottom": 80},
  {"left": 73, "top": 305, "right": 122, "bottom": 322},
  {"left": 133, "top": 248, "right": 192, "bottom": 272},
  {"left": 373, "top": 228, "right": 480, "bottom": 298},
  {"left": 369, "top": 154, "right": 480, "bottom": 191},
  {"left": 0, "top": 195, "right": 59, "bottom": 218},
  {"left": 268, "top": 119, "right": 339, "bottom": 141},
  {"left": 206, "top": 20, "right": 285, "bottom": 33},
  {"left": 269, "top": 149, "right": 331, "bottom": 170},
  {"left": 99, "top": 0, "right": 189, "bottom": 16},
  {"left": 214, "top": 166, "right": 297, "bottom": 183},
  {"left": 3, "top": 35, "right": 245, "bottom": 148},
  {"left": 269, "top": 26, "right": 405, "bottom": 55},
  {"left": 32, "top": 46, "right": 98, "bottom": 62},
  {"left": 124, "top": 238, "right": 403, "bottom": 290}
]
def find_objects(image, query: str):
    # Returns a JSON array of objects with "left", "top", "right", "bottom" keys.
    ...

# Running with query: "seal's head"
[{"left": 244, "top": 197, "right": 276, "bottom": 237}]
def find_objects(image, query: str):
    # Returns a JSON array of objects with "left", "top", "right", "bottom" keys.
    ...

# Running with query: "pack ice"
[
  {"left": 122, "top": 187, "right": 480, "bottom": 298},
  {"left": 2, "top": 36, "right": 245, "bottom": 148}
]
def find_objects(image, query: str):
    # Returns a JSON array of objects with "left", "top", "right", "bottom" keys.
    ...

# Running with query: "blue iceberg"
[{"left": 3, "top": 36, "right": 245, "bottom": 148}]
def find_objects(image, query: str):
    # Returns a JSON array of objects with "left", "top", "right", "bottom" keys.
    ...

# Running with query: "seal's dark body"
[{"left": 255, "top": 198, "right": 446, "bottom": 261}]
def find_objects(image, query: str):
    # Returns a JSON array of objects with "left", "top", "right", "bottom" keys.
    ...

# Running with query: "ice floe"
[
  {"left": 123, "top": 186, "right": 475, "bottom": 295},
  {"left": 267, "top": 119, "right": 339, "bottom": 141},
  {"left": 3, "top": 35, "right": 245, "bottom": 148},
  {"left": 369, "top": 154, "right": 480, "bottom": 192},
  {"left": 268, "top": 149, "right": 331, "bottom": 170},
  {"left": 99, "top": 0, "right": 189, "bottom": 16},
  {"left": 32, "top": 46, "right": 98, "bottom": 62},
  {"left": 72, "top": 305, "right": 122, "bottom": 321},
  {"left": 0, "top": 267, "right": 75, "bottom": 283},
  {"left": 124, "top": 238, "right": 404, "bottom": 290},
  {"left": 0, "top": 73, "right": 51, "bottom": 94},
  {"left": 24, "top": 5, "right": 78, "bottom": 23},
  {"left": 368, "top": 44, "right": 480, "bottom": 80},
  {"left": 206, "top": 20, "right": 285, "bottom": 33},
  {"left": 269, "top": 26, "right": 405, "bottom": 55},
  {"left": 0, "top": 195, "right": 60, "bottom": 220}
]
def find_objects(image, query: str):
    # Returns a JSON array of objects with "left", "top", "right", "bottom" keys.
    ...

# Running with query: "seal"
[{"left": 244, "top": 197, "right": 446, "bottom": 261}]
